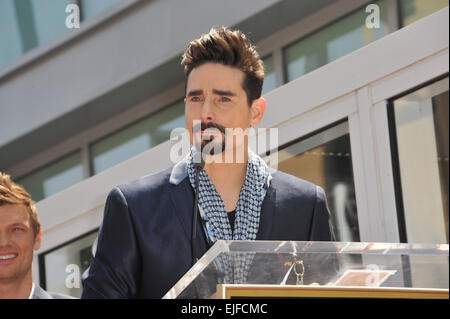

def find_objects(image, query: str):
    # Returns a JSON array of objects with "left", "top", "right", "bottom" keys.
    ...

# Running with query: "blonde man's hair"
[{"left": 0, "top": 172, "right": 41, "bottom": 237}]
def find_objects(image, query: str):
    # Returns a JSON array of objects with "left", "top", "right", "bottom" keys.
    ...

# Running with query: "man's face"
[
  {"left": 185, "top": 62, "right": 265, "bottom": 160},
  {"left": 0, "top": 204, "right": 41, "bottom": 283}
]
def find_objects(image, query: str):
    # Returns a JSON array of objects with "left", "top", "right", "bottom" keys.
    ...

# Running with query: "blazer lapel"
[
  {"left": 256, "top": 184, "right": 276, "bottom": 240},
  {"left": 168, "top": 178, "right": 209, "bottom": 255},
  {"left": 169, "top": 178, "right": 194, "bottom": 240}
]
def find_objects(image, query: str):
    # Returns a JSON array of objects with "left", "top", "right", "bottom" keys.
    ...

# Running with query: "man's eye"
[
  {"left": 190, "top": 96, "right": 201, "bottom": 102},
  {"left": 220, "top": 97, "right": 231, "bottom": 102},
  {"left": 13, "top": 227, "right": 24, "bottom": 232}
]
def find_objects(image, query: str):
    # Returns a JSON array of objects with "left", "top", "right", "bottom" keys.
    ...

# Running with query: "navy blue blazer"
[{"left": 81, "top": 160, "right": 335, "bottom": 299}]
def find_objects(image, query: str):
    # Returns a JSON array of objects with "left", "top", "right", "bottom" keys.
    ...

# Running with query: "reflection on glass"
[
  {"left": 80, "top": 0, "right": 123, "bottom": 20},
  {"left": 0, "top": 0, "right": 125, "bottom": 70},
  {"left": 16, "top": 152, "right": 84, "bottom": 202},
  {"left": 262, "top": 55, "right": 276, "bottom": 95},
  {"left": 91, "top": 100, "right": 185, "bottom": 174},
  {"left": 165, "top": 241, "right": 449, "bottom": 298},
  {"left": 270, "top": 121, "right": 359, "bottom": 242},
  {"left": 0, "top": 0, "right": 71, "bottom": 70},
  {"left": 42, "top": 231, "right": 98, "bottom": 298},
  {"left": 0, "top": 1, "right": 23, "bottom": 69},
  {"left": 284, "top": 0, "right": 388, "bottom": 82},
  {"left": 399, "top": 0, "right": 448, "bottom": 27},
  {"left": 392, "top": 77, "right": 449, "bottom": 244}
]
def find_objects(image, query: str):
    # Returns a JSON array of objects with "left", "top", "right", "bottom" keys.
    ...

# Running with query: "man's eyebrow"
[
  {"left": 187, "top": 89, "right": 203, "bottom": 97},
  {"left": 10, "top": 222, "right": 28, "bottom": 228},
  {"left": 213, "top": 89, "right": 236, "bottom": 96}
]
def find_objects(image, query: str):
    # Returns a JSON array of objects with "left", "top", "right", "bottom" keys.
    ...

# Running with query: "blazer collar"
[
  {"left": 169, "top": 154, "right": 189, "bottom": 185},
  {"left": 169, "top": 154, "right": 276, "bottom": 187},
  {"left": 257, "top": 169, "right": 277, "bottom": 240}
]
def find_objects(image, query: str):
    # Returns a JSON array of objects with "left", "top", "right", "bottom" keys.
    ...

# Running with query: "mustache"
[{"left": 193, "top": 122, "right": 226, "bottom": 134}]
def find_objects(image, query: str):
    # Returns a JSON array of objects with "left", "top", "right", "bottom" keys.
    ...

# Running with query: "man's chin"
[
  {"left": 200, "top": 141, "right": 226, "bottom": 156},
  {"left": 0, "top": 270, "right": 22, "bottom": 283}
]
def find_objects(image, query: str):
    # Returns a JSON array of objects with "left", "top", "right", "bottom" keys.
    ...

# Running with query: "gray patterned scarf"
[
  {"left": 186, "top": 146, "right": 271, "bottom": 285},
  {"left": 187, "top": 146, "right": 270, "bottom": 241}
]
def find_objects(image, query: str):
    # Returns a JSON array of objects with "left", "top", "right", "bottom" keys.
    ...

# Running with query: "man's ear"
[
  {"left": 249, "top": 97, "right": 266, "bottom": 127},
  {"left": 33, "top": 228, "right": 42, "bottom": 251}
]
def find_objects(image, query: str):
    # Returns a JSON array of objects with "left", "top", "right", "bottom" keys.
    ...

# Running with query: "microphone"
[{"left": 191, "top": 153, "right": 205, "bottom": 266}]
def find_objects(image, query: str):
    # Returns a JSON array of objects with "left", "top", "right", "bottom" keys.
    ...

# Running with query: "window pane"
[
  {"left": 0, "top": 1, "right": 23, "bottom": 70},
  {"left": 284, "top": 0, "right": 388, "bottom": 82},
  {"left": 399, "top": 0, "right": 448, "bottom": 27},
  {"left": 268, "top": 121, "right": 359, "bottom": 242},
  {"left": 41, "top": 231, "right": 98, "bottom": 298},
  {"left": 0, "top": 0, "right": 71, "bottom": 70},
  {"left": 16, "top": 152, "right": 84, "bottom": 202},
  {"left": 391, "top": 77, "right": 449, "bottom": 244},
  {"left": 31, "top": 0, "right": 72, "bottom": 45},
  {"left": 91, "top": 100, "right": 185, "bottom": 174},
  {"left": 262, "top": 55, "right": 276, "bottom": 95},
  {"left": 80, "top": 0, "right": 123, "bottom": 20}
]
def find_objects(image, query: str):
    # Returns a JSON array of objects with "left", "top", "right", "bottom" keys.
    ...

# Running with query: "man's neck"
[
  {"left": 0, "top": 272, "right": 34, "bottom": 299},
  {"left": 203, "top": 149, "right": 248, "bottom": 212}
]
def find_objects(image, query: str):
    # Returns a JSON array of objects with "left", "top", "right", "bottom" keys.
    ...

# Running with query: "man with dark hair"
[
  {"left": 0, "top": 172, "right": 74, "bottom": 299},
  {"left": 82, "top": 27, "right": 335, "bottom": 299}
]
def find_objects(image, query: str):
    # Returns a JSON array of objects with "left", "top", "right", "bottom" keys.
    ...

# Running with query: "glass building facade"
[
  {"left": 274, "top": 121, "right": 359, "bottom": 242},
  {"left": 390, "top": 77, "right": 449, "bottom": 244},
  {"left": 0, "top": 0, "right": 123, "bottom": 70},
  {"left": 91, "top": 100, "right": 185, "bottom": 174},
  {"left": 7, "top": 0, "right": 447, "bottom": 203},
  {"left": 284, "top": 0, "right": 389, "bottom": 82},
  {"left": 16, "top": 151, "right": 84, "bottom": 202},
  {"left": 0, "top": 0, "right": 447, "bottom": 297}
]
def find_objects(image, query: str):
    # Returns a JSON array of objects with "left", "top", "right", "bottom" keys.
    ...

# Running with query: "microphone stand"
[{"left": 191, "top": 156, "right": 205, "bottom": 266}]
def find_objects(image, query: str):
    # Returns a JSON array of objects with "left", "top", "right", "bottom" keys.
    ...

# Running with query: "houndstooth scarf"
[
  {"left": 187, "top": 146, "right": 270, "bottom": 241},
  {"left": 186, "top": 146, "right": 271, "bottom": 285}
]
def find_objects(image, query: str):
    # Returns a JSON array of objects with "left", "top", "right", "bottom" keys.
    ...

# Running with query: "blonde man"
[{"left": 0, "top": 172, "right": 73, "bottom": 299}]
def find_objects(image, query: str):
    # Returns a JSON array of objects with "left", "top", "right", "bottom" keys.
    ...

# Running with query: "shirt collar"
[
  {"left": 28, "top": 282, "right": 35, "bottom": 299},
  {"left": 169, "top": 154, "right": 189, "bottom": 185}
]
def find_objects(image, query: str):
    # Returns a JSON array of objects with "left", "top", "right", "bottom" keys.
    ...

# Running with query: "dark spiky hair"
[{"left": 181, "top": 27, "right": 264, "bottom": 106}]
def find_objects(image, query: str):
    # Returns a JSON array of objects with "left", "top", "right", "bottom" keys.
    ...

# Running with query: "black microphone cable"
[{"left": 191, "top": 154, "right": 205, "bottom": 266}]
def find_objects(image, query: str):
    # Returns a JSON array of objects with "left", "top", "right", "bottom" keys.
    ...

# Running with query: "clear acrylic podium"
[{"left": 163, "top": 241, "right": 449, "bottom": 299}]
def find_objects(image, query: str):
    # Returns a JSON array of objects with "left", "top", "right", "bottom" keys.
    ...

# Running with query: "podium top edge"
[{"left": 211, "top": 240, "right": 449, "bottom": 256}]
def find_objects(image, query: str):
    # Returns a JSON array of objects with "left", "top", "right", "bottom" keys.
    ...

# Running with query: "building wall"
[{"left": 0, "top": 0, "right": 447, "bottom": 296}]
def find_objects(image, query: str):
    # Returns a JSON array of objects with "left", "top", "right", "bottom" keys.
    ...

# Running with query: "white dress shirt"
[{"left": 28, "top": 282, "right": 35, "bottom": 299}]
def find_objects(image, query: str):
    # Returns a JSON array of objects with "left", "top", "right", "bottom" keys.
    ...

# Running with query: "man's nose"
[
  {"left": 200, "top": 97, "right": 214, "bottom": 123},
  {"left": 0, "top": 231, "right": 11, "bottom": 247}
]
